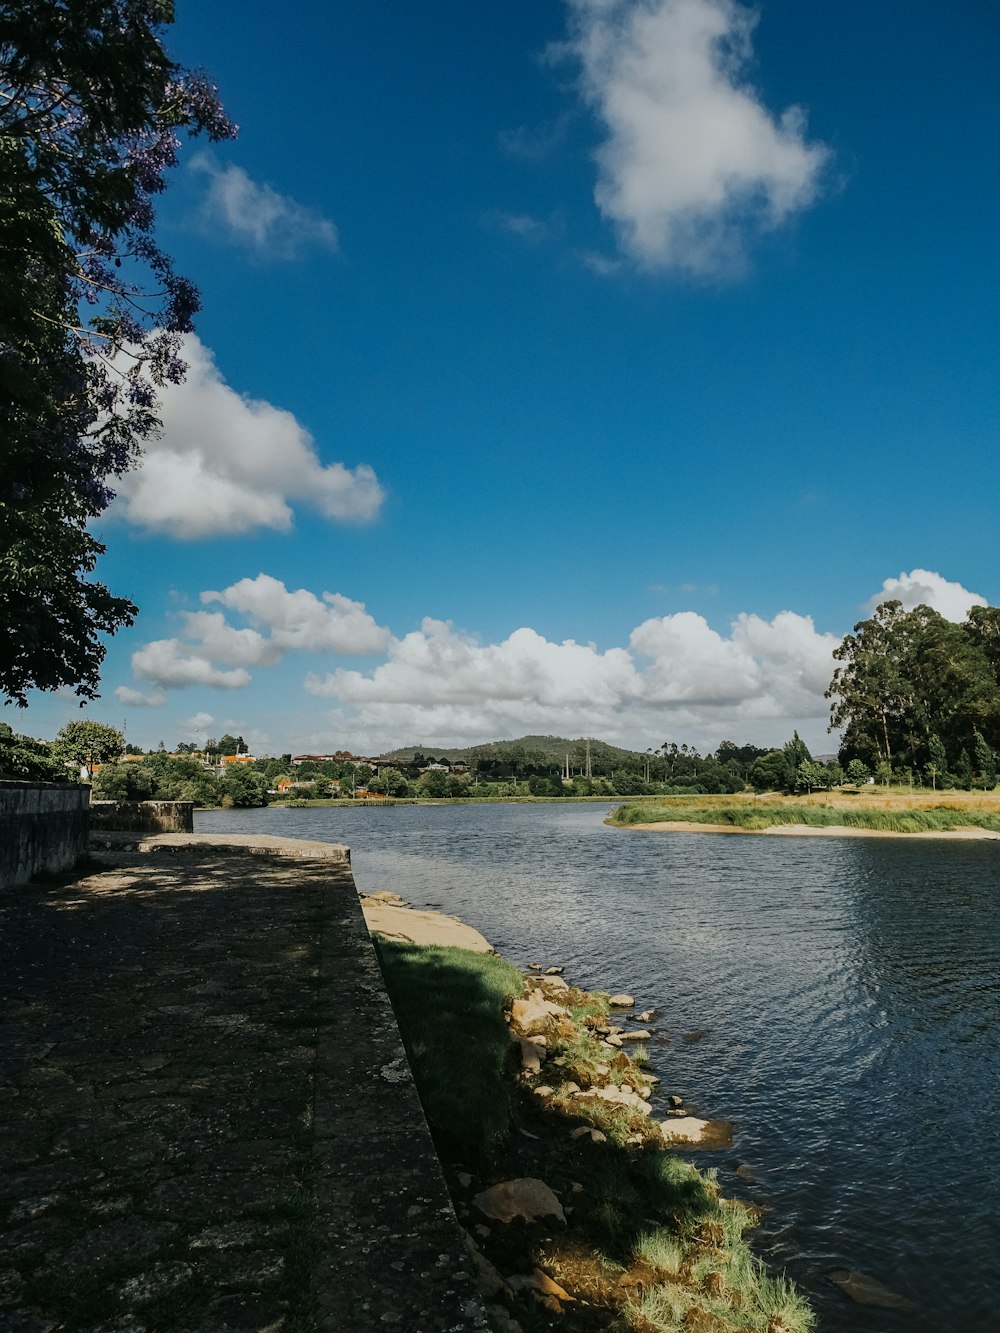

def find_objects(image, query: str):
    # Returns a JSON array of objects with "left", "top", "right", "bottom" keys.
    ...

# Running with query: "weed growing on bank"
[{"left": 374, "top": 936, "right": 815, "bottom": 1332}]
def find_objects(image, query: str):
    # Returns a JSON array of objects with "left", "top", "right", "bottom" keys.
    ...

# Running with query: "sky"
[{"left": 17, "top": 0, "right": 1000, "bottom": 756}]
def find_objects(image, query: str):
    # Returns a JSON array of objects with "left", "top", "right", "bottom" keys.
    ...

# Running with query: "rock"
[
  {"left": 573, "top": 1085, "right": 652, "bottom": 1114},
  {"left": 608, "top": 994, "right": 635, "bottom": 1008},
  {"left": 826, "top": 1268, "right": 918, "bottom": 1310},
  {"left": 533, "top": 1085, "right": 554, "bottom": 1098},
  {"left": 682, "top": 1030, "right": 704, "bottom": 1043},
  {"left": 472, "top": 1178, "right": 566, "bottom": 1225},
  {"left": 570, "top": 1126, "right": 606, "bottom": 1143},
  {"left": 735, "top": 1163, "right": 755, "bottom": 1181},
  {"left": 563, "top": 1081, "right": 580, "bottom": 1094},
  {"left": 620, "top": 1029, "right": 651, "bottom": 1041},
  {"left": 637, "top": 1010, "right": 656, "bottom": 1022},
  {"left": 603, "top": 1034, "right": 623, "bottom": 1048},
  {"left": 517, "top": 1038, "right": 545, "bottom": 1075},
  {"left": 507, "top": 1268, "right": 574, "bottom": 1303},
  {"left": 527, "top": 962, "right": 541, "bottom": 970},
  {"left": 659, "top": 1117, "right": 733, "bottom": 1149},
  {"left": 666, "top": 1094, "right": 684, "bottom": 1109},
  {"left": 456, "top": 1171, "right": 473, "bottom": 1188},
  {"left": 544, "top": 966, "right": 564, "bottom": 975},
  {"left": 540, "top": 975, "right": 569, "bottom": 991},
  {"left": 510, "top": 990, "right": 574, "bottom": 1039}
]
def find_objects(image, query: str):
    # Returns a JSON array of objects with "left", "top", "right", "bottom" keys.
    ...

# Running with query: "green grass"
[
  {"left": 611, "top": 799, "right": 1000, "bottom": 834},
  {"left": 373, "top": 934, "right": 815, "bottom": 1333},
  {"left": 372, "top": 939, "right": 525, "bottom": 1157}
]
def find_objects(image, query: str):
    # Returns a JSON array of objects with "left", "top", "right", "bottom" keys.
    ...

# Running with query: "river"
[{"left": 197, "top": 801, "right": 1000, "bottom": 1331}]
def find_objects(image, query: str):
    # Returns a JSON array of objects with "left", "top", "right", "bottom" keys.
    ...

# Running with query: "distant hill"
[{"left": 378, "top": 734, "right": 653, "bottom": 766}]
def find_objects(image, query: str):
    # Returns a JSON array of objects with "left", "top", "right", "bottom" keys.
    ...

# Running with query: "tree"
[
  {"left": 420, "top": 769, "right": 450, "bottom": 798},
  {"left": 52, "top": 719, "right": 123, "bottom": 775},
  {"left": 847, "top": 758, "right": 870, "bottom": 785},
  {"left": 0, "top": 722, "right": 63, "bottom": 780},
  {"left": 218, "top": 734, "right": 246, "bottom": 756},
  {"left": 92, "top": 761, "right": 156, "bottom": 801},
  {"left": 0, "top": 1, "right": 235, "bottom": 707},
  {"left": 954, "top": 747, "right": 973, "bottom": 791},
  {"left": 219, "top": 766, "right": 269, "bottom": 808},
  {"left": 926, "top": 734, "right": 948, "bottom": 790},
  {"left": 973, "top": 731, "right": 996, "bottom": 789}
]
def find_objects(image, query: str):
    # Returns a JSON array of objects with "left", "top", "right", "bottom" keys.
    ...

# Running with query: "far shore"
[{"left": 617, "top": 819, "right": 1000, "bottom": 841}]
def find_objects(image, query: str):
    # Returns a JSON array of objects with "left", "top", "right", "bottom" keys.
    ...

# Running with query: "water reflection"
[{"left": 198, "top": 804, "right": 1000, "bottom": 1331}]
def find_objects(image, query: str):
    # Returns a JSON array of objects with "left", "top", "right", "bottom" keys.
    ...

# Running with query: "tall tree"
[{"left": 0, "top": 1, "right": 235, "bottom": 706}]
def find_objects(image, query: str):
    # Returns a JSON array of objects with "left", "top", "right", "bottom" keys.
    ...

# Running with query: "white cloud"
[
  {"left": 190, "top": 154, "right": 339, "bottom": 258},
  {"left": 115, "top": 685, "right": 167, "bottom": 708},
  {"left": 113, "top": 335, "right": 384, "bottom": 538},
  {"left": 113, "top": 570, "right": 987, "bottom": 752},
  {"left": 131, "top": 639, "right": 252, "bottom": 691},
  {"left": 202, "top": 574, "right": 391, "bottom": 656},
  {"left": 307, "top": 619, "right": 639, "bottom": 707},
  {"left": 117, "top": 576, "right": 389, "bottom": 701},
  {"left": 305, "top": 608, "right": 840, "bottom": 751},
  {"left": 865, "top": 569, "right": 986, "bottom": 622},
  {"left": 179, "top": 711, "right": 215, "bottom": 732},
  {"left": 563, "top": 0, "right": 828, "bottom": 272}
]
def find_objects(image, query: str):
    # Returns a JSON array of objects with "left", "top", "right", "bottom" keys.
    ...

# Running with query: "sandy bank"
[
  {"left": 621, "top": 820, "right": 1000, "bottom": 840},
  {"left": 360, "top": 891, "right": 494, "bottom": 951}
]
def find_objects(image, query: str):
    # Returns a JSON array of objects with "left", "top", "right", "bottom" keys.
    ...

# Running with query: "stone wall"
[
  {"left": 89, "top": 800, "right": 194, "bottom": 834},
  {"left": 0, "top": 781, "right": 91, "bottom": 888}
]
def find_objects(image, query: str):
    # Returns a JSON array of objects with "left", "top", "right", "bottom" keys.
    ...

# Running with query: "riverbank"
[
  {"left": 609, "top": 792, "right": 1000, "bottom": 838},
  {"left": 366, "top": 892, "right": 815, "bottom": 1333}
]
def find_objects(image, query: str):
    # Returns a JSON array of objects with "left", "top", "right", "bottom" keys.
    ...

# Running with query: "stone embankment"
[{"left": 0, "top": 834, "right": 488, "bottom": 1332}]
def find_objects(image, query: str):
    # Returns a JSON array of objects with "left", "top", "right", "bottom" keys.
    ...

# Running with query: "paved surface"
[{"left": 0, "top": 837, "right": 488, "bottom": 1332}]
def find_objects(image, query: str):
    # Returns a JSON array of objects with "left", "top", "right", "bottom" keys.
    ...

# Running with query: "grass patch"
[
  {"left": 375, "top": 935, "right": 815, "bottom": 1332},
  {"left": 611, "top": 795, "right": 1000, "bottom": 834},
  {"left": 373, "top": 939, "right": 525, "bottom": 1158}
]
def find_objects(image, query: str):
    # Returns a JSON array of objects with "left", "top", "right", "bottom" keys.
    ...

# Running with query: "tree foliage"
[
  {"left": 52, "top": 718, "right": 123, "bottom": 771},
  {"left": 827, "top": 600, "right": 1000, "bottom": 786},
  {"left": 0, "top": 1, "right": 235, "bottom": 706}
]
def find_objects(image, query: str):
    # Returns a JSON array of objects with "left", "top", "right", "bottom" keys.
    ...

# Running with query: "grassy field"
[
  {"left": 609, "top": 788, "right": 1000, "bottom": 834},
  {"left": 374, "top": 937, "right": 815, "bottom": 1333}
]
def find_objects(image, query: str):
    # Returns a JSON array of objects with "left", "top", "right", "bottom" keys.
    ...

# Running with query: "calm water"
[{"left": 197, "top": 803, "right": 1000, "bottom": 1330}]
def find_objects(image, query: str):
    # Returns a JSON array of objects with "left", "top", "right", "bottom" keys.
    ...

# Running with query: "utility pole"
[{"left": 585, "top": 739, "right": 592, "bottom": 779}]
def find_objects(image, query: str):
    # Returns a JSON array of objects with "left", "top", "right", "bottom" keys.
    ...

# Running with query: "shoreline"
[
  {"left": 615, "top": 819, "right": 1000, "bottom": 840},
  {"left": 364, "top": 891, "right": 819, "bottom": 1331}
]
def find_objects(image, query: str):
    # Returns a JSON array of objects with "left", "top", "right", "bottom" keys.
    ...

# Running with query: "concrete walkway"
[{"left": 0, "top": 836, "right": 488, "bottom": 1332}]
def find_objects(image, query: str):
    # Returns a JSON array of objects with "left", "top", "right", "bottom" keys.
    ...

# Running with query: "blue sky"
[{"left": 19, "top": 0, "right": 1000, "bottom": 755}]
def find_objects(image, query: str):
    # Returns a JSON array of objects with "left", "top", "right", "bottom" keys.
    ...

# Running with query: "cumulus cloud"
[
  {"left": 202, "top": 574, "right": 391, "bottom": 656},
  {"left": 118, "top": 576, "right": 389, "bottom": 699},
  {"left": 307, "top": 619, "right": 639, "bottom": 707},
  {"left": 115, "top": 570, "right": 986, "bottom": 751},
  {"left": 112, "top": 334, "right": 384, "bottom": 538},
  {"left": 305, "top": 608, "right": 840, "bottom": 750},
  {"left": 563, "top": 0, "right": 828, "bottom": 272},
  {"left": 865, "top": 569, "right": 987, "bottom": 622},
  {"left": 179, "top": 711, "right": 215, "bottom": 732},
  {"left": 131, "top": 639, "right": 252, "bottom": 691},
  {"left": 190, "top": 154, "right": 339, "bottom": 258},
  {"left": 114, "top": 685, "right": 167, "bottom": 708}
]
